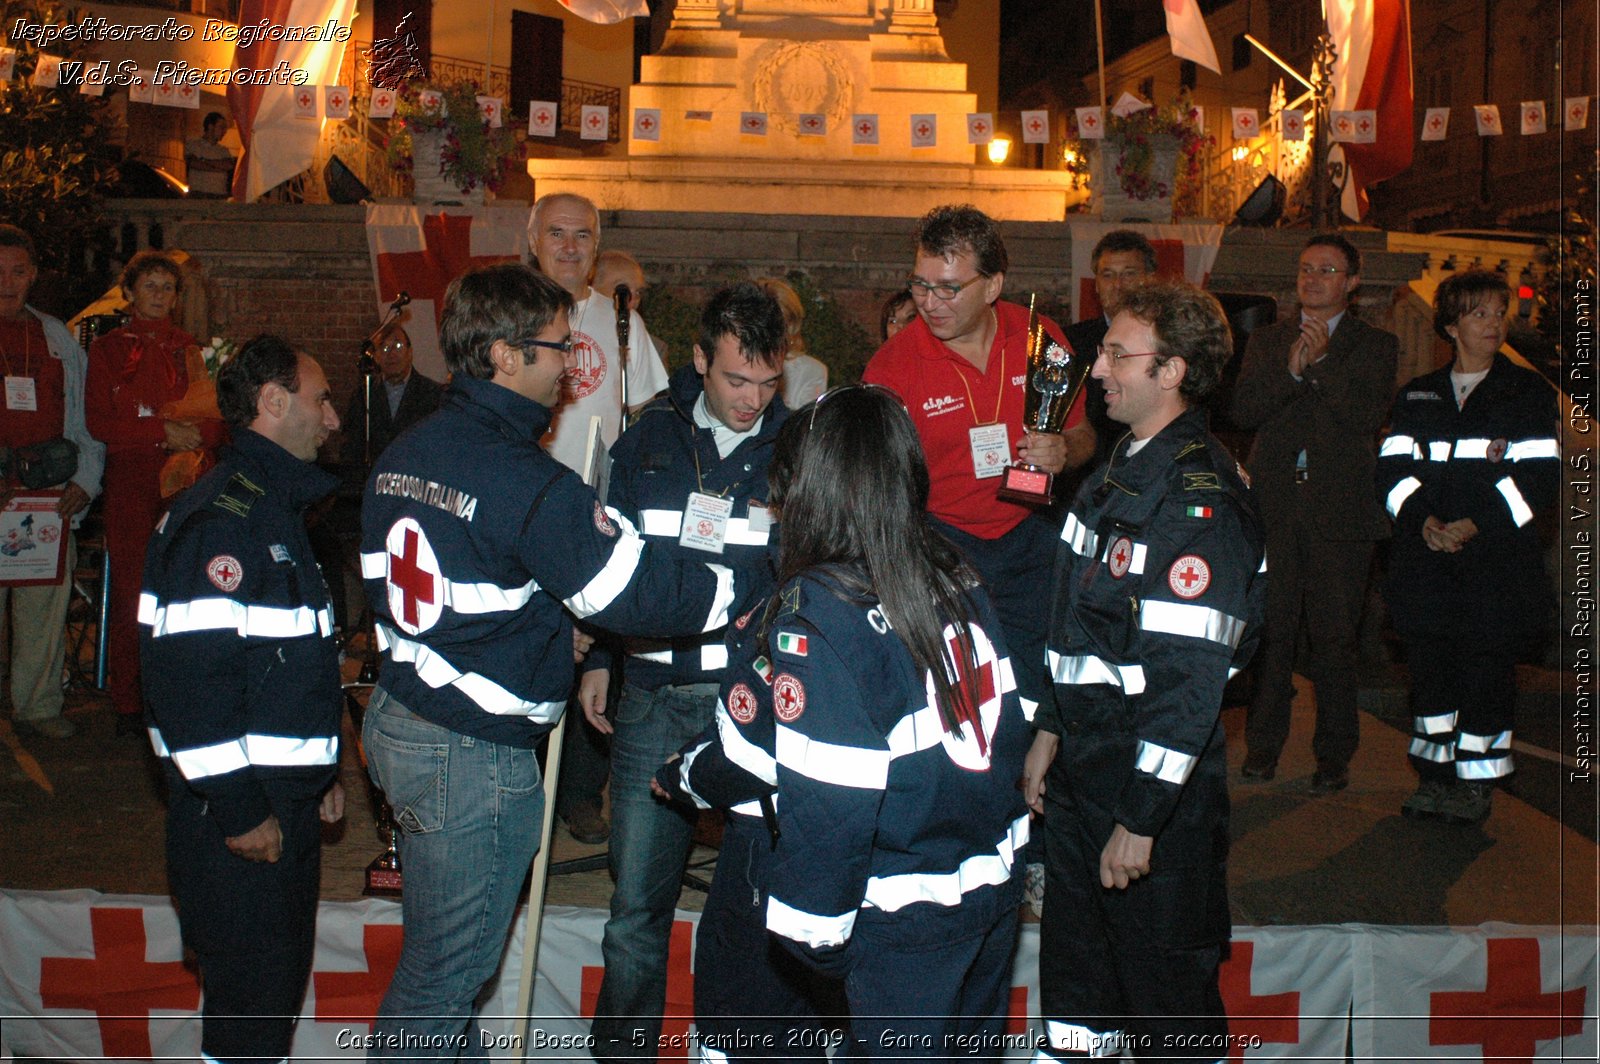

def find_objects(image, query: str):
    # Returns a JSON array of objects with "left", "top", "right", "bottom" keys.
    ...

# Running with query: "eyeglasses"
[
  {"left": 1096, "top": 344, "right": 1161, "bottom": 362},
  {"left": 905, "top": 274, "right": 987, "bottom": 302},
  {"left": 516, "top": 337, "right": 574, "bottom": 355},
  {"left": 1298, "top": 264, "right": 1349, "bottom": 277}
]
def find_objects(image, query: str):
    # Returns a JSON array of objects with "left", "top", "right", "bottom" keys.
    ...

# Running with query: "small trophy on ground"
[
  {"left": 365, "top": 800, "right": 403, "bottom": 896},
  {"left": 998, "top": 294, "right": 1093, "bottom": 505}
]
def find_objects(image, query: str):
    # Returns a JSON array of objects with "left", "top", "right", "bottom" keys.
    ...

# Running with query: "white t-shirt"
[
  {"left": 184, "top": 137, "right": 236, "bottom": 196},
  {"left": 543, "top": 290, "right": 669, "bottom": 473},
  {"left": 782, "top": 352, "right": 828, "bottom": 407}
]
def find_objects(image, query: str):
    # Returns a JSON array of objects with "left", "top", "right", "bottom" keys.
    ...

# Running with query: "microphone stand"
[{"left": 614, "top": 284, "right": 631, "bottom": 430}]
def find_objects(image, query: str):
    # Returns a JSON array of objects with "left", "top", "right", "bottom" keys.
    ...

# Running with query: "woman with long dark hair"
[{"left": 655, "top": 385, "right": 1032, "bottom": 1060}]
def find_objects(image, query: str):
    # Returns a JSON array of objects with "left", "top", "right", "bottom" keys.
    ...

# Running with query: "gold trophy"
[{"left": 997, "top": 294, "right": 1093, "bottom": 505}]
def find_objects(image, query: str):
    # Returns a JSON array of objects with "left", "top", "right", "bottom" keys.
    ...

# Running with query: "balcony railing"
[{"left": 560, "top": 79, "right": 622, "bottom": 142}]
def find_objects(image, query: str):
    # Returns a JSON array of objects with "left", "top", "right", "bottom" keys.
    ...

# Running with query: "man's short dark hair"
[
  {"left": 439, "top": 264, "right": 574, "bottom": 380},
  {"left": 1116, "top": 282, "right": 1233, "bottom": 406},
  {"left": 1433, "top": 269, "right": 1511, "bottom": 343},
  {"left": 0, "top": 224, "right": 38, "bottom": 266},
  {"left": 915, "top": 204, "right": 1008, "bottom": 277},
  {"left": 120, "top": 250, "right": 183, "bottom": 295},
  {"left": 203, "top": 111, "right": 227, "bottom": 131},
  {"left": 698, "top": 282, "right": 787, "bottom": 369},
  {"left": 1092, "top": 229, "right": 1158, "bottom": 273},
  {"left": 218, "top": 334, "right": 300, "bottom": 429},
  {"left": 1304, "top": 232, "right": 1361, "bottom": 276}
]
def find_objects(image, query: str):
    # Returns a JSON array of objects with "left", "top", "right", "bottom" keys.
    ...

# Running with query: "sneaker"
[
  {"left": 17, "top": 716, "right": 76, "bottom": 739},
  {"left": 1401, "top": 779, "right": 1451, "bottom": 821},
  {"left": 562, "top": 803, "right": 610, "bottom": 845},
  {"left": 1023, "top": 862, "right": 1046, "bottom": 918},
  {"left": 1436, "top": 781, "right": 1494, "bottom": 826}
]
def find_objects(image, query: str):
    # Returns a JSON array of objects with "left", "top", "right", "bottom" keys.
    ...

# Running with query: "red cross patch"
[
  {"left": 1108, "top": 535, "right": 1134, "bottom": 579},
  {"left": 1168, "top": 554, "right": 1211, "bottom": 599},
  {"left": 727, "top": 682, "right": 759, "bottom": 724},
  {"left": 773, "top": 673, "right": 806, "bottom": 722},
  {"left": 594, "top": 501, "right": 617, "bottom": 537},
  {"left": 384, "top": 518, "right": 443, "bottom": 634},
  {"left": 1487, "top": 438, "right": 1508, "bottom": 463},
  {"left": 206, "top": 555, "right": 243, "bottom": 592}
]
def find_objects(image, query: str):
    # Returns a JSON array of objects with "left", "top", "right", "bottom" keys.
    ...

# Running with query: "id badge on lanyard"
[
  {"left": 679, "top": 490, "right": 734, "bottom": 553},
  {"left": 4, "top": 376, "right": 37, "bottom": 412},
  {"left": 969, "top": 423, "right": 1010, "bottom": 479}
]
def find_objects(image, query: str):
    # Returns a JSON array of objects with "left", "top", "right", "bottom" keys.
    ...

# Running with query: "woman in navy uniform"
[{"left": 656, "top": 385, "right": 1032, "bottom": 1060}]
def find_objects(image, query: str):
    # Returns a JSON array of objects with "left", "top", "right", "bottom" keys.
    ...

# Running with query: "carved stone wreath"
[{"left": 751, "top": 41, "right": 854, "bottom": 135}]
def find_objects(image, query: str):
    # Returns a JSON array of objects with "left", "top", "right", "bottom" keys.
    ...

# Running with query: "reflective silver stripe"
[
  {"left": 699, "top": 1046, "right": 730, "bottom": 1064},
  {"left": 1409, "top": 737, "right": 1455, "bottom": 763},
  {"left": 1458, "top": 756, "right": 1513, "bottom": 779},
  {"left": 1020, "top": 696, "right": 1038, "bottom": 723},
  {"left": 776, "top": 723, "right": 890, "bottom": 788},
  {"left": 1259, "top": 556, "right": 1269, "bottom": 573},
  {"left": 640, "top": 509, "right": 682, "bottom": 537},
  {"left": 1134, "top": 739, "right": 1196, "bottom": 785},
  {"left": 1459, "top": 729, "right": 1513, "bottom": 753},
  {"left": 1048, "top": 649, "right": 1147, "bottom": 695},
  {"left": 1227, "top": 666, "right": 1242, "bottom": 680},
  {"left": 147, "top": 728, "right": 168, "bottom": 757},
  {"left": 765, "top": 893, "right": 856, "bottom": 948},
  {"left": 1059, "top": 512, "right": 1099, "bottom": 558},
  {"left": 140, "top": 594, "right": 332, "bottom": 639},
  {"left": 1428, "top": 441, "right": 1454, "bottom": 462},
  {"left": 168, "top": 737, "right": 249, "bottom": 779},
  {"left": 1379, "top": 434, "right": 1417, "bottom": 458},
  {"left": 1453, "top": 437, "right": 1491, "bottom": 459},
  {"left": 1139, "top": 600, "right": 1245, "bottom": 648},
  {"left": 862, "top": 813, "right": 1029, "bottom": 912},
  {"left": 377, "top": 624, "right": 565, "bottom": 720},
  {"left": 564, "top": 533, "right": 646, "bottom": 618},
  {"left": 1495, "top": 476, "right": 1535, "bottom": 527},
  {"left": 1507, "top": 437, "right": 1559, "bottom": 461},
  {"left": 726, "top": 518, "right": 770, "bottom": 546},
  {"left": 359, "top": 551, "right": 538, "bottom": 614},
  {"left": 1416, "top": 711, "right": 1458, "bottom": 735},
  {"left": 1386, "top": 476, "right": 1422, "bottom": 518},
  {"left": 729, "top": 799, "right": 763, "bottom": 816},
  {"left": 704, "top": 563, "right": 736, "bottom": 632},
  {"left": 677, "top": 739, "right": 715, "bottom": 809},
  {"left": 1043, "top": 1022, "right": 1129, "bottom": 1058},
  {"left": 884, "top": 703, "right": 949, "bottom": 761},
  {"left": 717, "top": 702, "right": 776, "bottom": 785},
  {"left": 245, "top": 734, "right": 338, "bottom": 766},
  {"left": 701, "top": 643, "right": 729, "bottom": 670},
  {"left": 630, "top": 648, "right": 673, "bottom": 664}
]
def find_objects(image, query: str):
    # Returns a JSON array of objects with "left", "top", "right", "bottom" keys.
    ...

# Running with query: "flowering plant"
[
  {"left": 198, "top": 336, "right": 236, "bottom": 380},
  {"left": 385, "top": 79, "right": 521, "bottom": 194},
  {"left": 1065, "top": 92, "right": 1212, "bottom": 202}
]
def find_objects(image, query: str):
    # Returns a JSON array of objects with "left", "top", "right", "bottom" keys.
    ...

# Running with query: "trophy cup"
[
  {"left": 365, "top": 799, "right": 403, "bottom": 896},
  {"left": 997, "top": 294, "right": 1093, "bottom": 505}
]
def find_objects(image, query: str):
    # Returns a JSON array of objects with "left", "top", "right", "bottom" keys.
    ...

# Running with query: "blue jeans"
[
  {"left": 591, "top": 681, "right": 719, "bottom": 1062},
  {"left": 363, "top": 686, "right": 546, "bottom": 1061}
]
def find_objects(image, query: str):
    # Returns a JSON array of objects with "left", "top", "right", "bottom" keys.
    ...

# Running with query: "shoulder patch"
[
  {"left": 206, "top": 554, "right": 244, "bottom": 592},
  {"left": 1182, "top": 472, "right": 1221, "bottom": 492},
  {"left": 752, "top": 655, "right": 774, "bottom": 685},
  {"left": 211, "top": 472, "right": 264, "bottom": 519},
  {"left": 775, "top": 631, "right": 808, "bottom": 657},
  {"left": 1174, "top": 440, "right": 1208, "bottom": 461},
  {"left": 727, "top": 682, "right": 759, "bottom": 724},
  {"left": 593, "top": 500, "right": 617, "bottom": 537},
  {"left": 1168, "top": 554, "right": 1211, "bottom": 599},
  {"left": 773, "top": 673, "right": 806, "bottom": 722}
]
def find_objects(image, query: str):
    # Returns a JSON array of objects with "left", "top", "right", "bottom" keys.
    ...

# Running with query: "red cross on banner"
[
  {"left": 1218, "top": 941, "right": 1301, "bottom": 1061},
  {"left": 312, "top": 923, "right": 404, "bottom": 1027},
  {"left": 1431, "top": 938, "right": 1586, "bottom": 1061},
  {"left": 946, "top": 631, "right": 997, "bottom": 756},
  {"left": 38, "top": 907, "right": 201, "bottom": 1059},
  {"left": 581, "top": 919, "right": 696, "bottom": 1059}
]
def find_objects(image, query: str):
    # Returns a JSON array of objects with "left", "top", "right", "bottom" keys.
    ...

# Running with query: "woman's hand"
[{"left": 1022, "top": 731, "right": 1060, "bottom": 815}]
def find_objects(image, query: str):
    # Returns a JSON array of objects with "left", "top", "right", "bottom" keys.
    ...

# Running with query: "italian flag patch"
[
  {"left": 752, "top": 655, "right": 774, "bottom": 684},
  {"left": 1186, "top": 505, "right": 1213, "bottom": 518},
  {"left": 776, "top": 632, "right": 808, "bottom": 657}
]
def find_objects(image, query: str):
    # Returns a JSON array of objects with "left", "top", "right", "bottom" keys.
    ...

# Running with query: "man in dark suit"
[
  {"left": 1229, "top": 233, "right": 1398, "bottom": 794},
  {"left": 340, "top": 324, "right": 443, "bottom": 469}
]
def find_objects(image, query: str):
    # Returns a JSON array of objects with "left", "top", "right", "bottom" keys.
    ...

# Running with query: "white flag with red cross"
[
  {"left": 1231, "top": 107, "right": 1259, "bottom": 139},
  {"left": 528, "top": 101, "right": 557, "bottom": 136},
  {"left": 127, "top": 71, "right": 154, "bottom": 104},
  {"left": 1331, "top": 109, "right": 1377, "bottom": 143},
  {"left": 153, "top": 81, "right": 181, "bottom": 108},
  {"left": 292, "top": 85, "right": 318, "bottom": 120},
  {"left": 1565, "top": 96, "right": 1590, "bottom": 131},
  {"left": 1281, "top": 108, "right": 1306, "bottom": 141},
  {"left": 0, "top": 48, "right": 16, "bottom": 80},
  {"left": 325, "top": 85, "right": 351, "bottom": 119},
  {"left": 1421, "top": 107, "right": 1450, "bottom": 141},
  {"left": 910, "top": 113, "right": 937, "bottom": 147},
  {"left": 580, "top": 104, "right": 609, "bottom": 140},
  {"left": 632, "top": 107, "right": 661, "bottom": 142},
  {"left": 1075, "top": 107, "right": 1105, "bottom": 139},
  {"left": 1021, "top": 110, "right": 1050, "bottom": 144},
  {"left": 369, "top": 86, "right": 397, "bottom": 119},
  {"left": 1519, "top": 100, "right": 1547, "bottom": 135},
  {"left": 1473, "top": 104, "right": 1503, "bottom": 136},
  {"left": 966, "top": 113, "right": 994, "bottom": 144},
  {"left": 175, "top": 83, "right": 200, "bottom": 109},
  {"left": 797, "top": 113, "right": 826, "bottom": 137},
  {"left": 30, "top": 54, "right": 61, "bottom": 88},
  {"left": 739, "top": 111, "right": 769, "bottom": 136},
  {"left": 851, "top": 114, "right": 879, "bottom": 145}
]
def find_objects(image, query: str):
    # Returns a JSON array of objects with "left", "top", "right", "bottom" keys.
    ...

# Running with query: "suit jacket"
[
  {"left": 1229, "top": 311, "right": 1398, "bottom": 541},
  {"left": 340, "top": 371, "right": 444, "bottom": 475}
]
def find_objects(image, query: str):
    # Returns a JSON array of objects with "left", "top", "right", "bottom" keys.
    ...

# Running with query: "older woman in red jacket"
[{"left": 87, "top": 251, "right": 225, "bottom": 734}]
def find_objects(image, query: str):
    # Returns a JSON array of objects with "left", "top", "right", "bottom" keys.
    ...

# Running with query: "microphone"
[
  {"left": 612, "top": 283, "right": 630, "bottom": 311},
  {"left": 390, "top": 291, "right": 411, "bottom": 311}
]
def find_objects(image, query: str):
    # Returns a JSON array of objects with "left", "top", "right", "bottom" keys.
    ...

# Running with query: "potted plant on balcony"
[
  {"left": 386, "top": 79, "right": 521, "bottom": 205},
  {"left": 1064, "top": 92, "right": 1212, "bottom": 222}
]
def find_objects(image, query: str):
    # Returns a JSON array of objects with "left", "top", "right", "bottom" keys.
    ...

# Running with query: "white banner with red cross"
[
  {"left": 1068, "top": 221, "right": 1225, "bottom": 325},
  {"left": 1, "top": 890, "right": 1595, "bottom": 1061}
]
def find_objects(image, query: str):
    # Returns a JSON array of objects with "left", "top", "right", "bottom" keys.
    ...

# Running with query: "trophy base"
[
  {"left": 997, "top": 464, "right": 1055, "bottom": 505},
  {"left": 364, "top": 855, "right": 402, "bottom": 897}
]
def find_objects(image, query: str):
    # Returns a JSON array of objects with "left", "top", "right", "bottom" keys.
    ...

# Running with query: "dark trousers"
[
  {"left": 557, "top": 666, "right": 612, "bottom": 818},
  {"left": 1245, "top": 505, "right": 1374, "bottom": 770},
  {"left": 164, "top": 769, "right": 322, "bottom": 1063},
  {"left": 1407, "top": 638, "right": 1518, "bottom": 782}
]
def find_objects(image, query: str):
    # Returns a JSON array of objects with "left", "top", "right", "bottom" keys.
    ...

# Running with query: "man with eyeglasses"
[
  {"left": 359, "top": 264, "right": 748, "bottom": 1054},
  {"left": 1024, "top": 281, "right": 1266, "bottom": 1062},
  {"left": 864, "top": 204, "right": 1095, "bottom": 732},
  {"left": 1229, "top": 233, "right": 1398, "bottom": 795}
]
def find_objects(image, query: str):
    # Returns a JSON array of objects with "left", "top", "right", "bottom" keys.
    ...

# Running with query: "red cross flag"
[
  {"left": 798, "top": 113, "right": 826, "bottom": 136},
  {"left": 1566, "top": 96, "right": 1590, "bottom": 131},
  {"left": 556, "top": 0, "right": 649, "bottom": 23},
  {"left": 1331, "top": 109, "right": 1376, "bottom": 143},
  {"left": 30, "top": 53, "right": 61, "bottom": 88},
  {"left": 528, "top": 100, "right": 557, "bottom": 137},
  {"left": 1231, "top": 107, "right": 1259, "bottom": 140},
  {"left": 910, "top": 113, "right": 937, "bottom": 147},
  {"left": 1326, "top": 0, "right": 1414, "bottom": 220},
  {"left": 852, "top": 113, "right": 879, "bottom": 145},
  {"left": 176, "top": 83, "right": 199, "bottom": 109},
  {"left": 325, "top": 85, "right": 351, "bottom": 119},
  {"left": 293, "top": 86, "right": 318, "bottom": 120},
  {"left": 1068, "top": 220, "right": 1225, "bottom": 323},
  {"left": 1075, "top": 106, "right": 1106, "bottom": 139},
  {"left": 0, "top": 47, "right": 15, "bottom": 80},
  {"left": 740, "top": 111, "right": 769, "bottom": 136},
  {"left": 79, "top": 71, "right": 106, "bottom": 97},
  {"left": 154, "top": 81, "right": 180, "bottom": 108},
  {"left": 369, "top": 87, "right": 397, "bottom": 118},
  {"left": 1281, "top": 108, "right": 1306, "bottom": 141},
  {"left": 416, "top": 88, "right": 443, "bottom": 114},
  {"left": 1473, "top": 104, "right": 1503, "bottom": 136},
  {"left": 1421, "top": 106, "right": 1450, "bottom": 141},
  {"left": 581, "top": 104, "right": 610, "bottom": 140},
  {"left": 632, "top": 106, "right": 661, "bottom": 142},
  {"left": 478, "top": 95, "right": 503, "bottom": 128},
  {"left": 1519, "top": 100, "right": 1547, "bottom": 135},
  {"left": 966, "top": 112, "right": 994, "bottom": 144},
  {"left": 128, "top": 70, "right": 154, "bottom": 104},
  {"left": 1021, "top": 109, "right": 1049, "bottom": 144}
]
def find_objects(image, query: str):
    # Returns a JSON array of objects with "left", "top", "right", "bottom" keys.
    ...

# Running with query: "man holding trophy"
[{"left": 864, "top": 204, "right": 1096, "bottom": 723}]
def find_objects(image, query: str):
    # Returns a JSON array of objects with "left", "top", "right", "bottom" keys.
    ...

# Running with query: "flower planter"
[
  {"left": 410, "top": 129, "right": 485, "bottom": 206},
  {"left": 1089, "top": 137, "right": 1179, "bottom": 223}
]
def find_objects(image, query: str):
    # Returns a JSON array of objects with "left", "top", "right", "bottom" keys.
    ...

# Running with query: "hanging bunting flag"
[
  {"left": 1420, "top": 107, "right": 1450, "bottom": 141},
  {"left": 176, "top": 83, "right": 200, "bottom": 110},
  {"left": 325, "top": 85, "right": 351, "bottom": 119},
  {"left": 1473, "top": 104, "right": 1503, "bottom": 136},
  {"left": 127, "top": 71, "right": 154, "bottom": 104},
  {"left": 478, "top": 95, "right": 503, "bottom": 128},
  {"left": 910, "top": 114, "right": 937, "bottom": 147},
  {"left": 1021, "top": 109, "right": 1050, "bottom": 144},
  {"left": 1164, "top": 0, "right": 1222, "bottom": 75},
  {"left": 1519, "top": 100, "right": 1546, "bottom": 135},
  {"left": 30, "top": 54, "right": 61, "bottom": 88},
  {"left": 0, "top": 48, "right": 16, "bottom": 80},
  {"left": 1111, "top": 91, "right": 1151, "bottom": 118},
  {"left": 1331, "top": 109, "right": 1376, "bottom": 142},
  {"left": 966, "top": 113, "right": 994, "bottom": 144},
  {"left": 79, "top": 73, "right": 105, "bottom": 97},
  {"left": 417, "top": 89, "right": 443, "bottom": 115},
  {"left": 1075, "top": 106, "right": 1106, "bottom": 139},
  {"left": 292, "top": 84, "right": 318, "bottom": 119},
  {"left": 154, "top": 81, "right": 181, "bottom": 108},
  {"left": 369, "top": 87, "right": 397, "bottom": 119},
  {"left": 685, "top": 110, "right": 713, "bottom": 122},
  {"left": 528, "top": 101, "right": 557, "bottom": 136},
  {"left": 1230, "top": 107, "right": 1259, "bottom": 139},
  {"left": 739, "top": 111, "right": 769, "bottom": 136},
  {"left": 632, "top": 107, "right": 661, "bottom": 141},
  {"left": 797, "top": 113, "right": 826, "bottom": 136},
  {"left": 1281, "top": 108, "right": 1306, "bottom": 141},
  {"left": 580, "top": 104, "right": 610, "bottom": 140},
  {"left": 851, "top": 114, "right": 879, "bottom": 145},
  {"left": 1566, "top": 96, "right": 1591, "bottom": 131}
]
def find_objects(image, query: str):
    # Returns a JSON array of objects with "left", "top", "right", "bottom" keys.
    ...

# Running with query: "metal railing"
[{"left": 560, "top": 78, "right": 622, "bottom": 142}]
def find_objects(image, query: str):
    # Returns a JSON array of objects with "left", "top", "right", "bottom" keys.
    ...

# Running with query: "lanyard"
[
  {"left": 950, "top": 319, "right": 1006, "bottom": 427},
  {"left": 0, "top": 324, "right": 33, "bottom": 378}
]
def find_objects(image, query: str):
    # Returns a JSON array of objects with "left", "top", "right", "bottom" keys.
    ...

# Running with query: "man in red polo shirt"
[{"left": 864, "top": 204, "right": 1095, "bottom": 727}]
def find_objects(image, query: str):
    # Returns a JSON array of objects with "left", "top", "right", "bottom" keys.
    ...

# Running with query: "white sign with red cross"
[
  {"left": 1168, "top": 554, "right": 1211, "bottom": 599},
  {"left": 383, "top": 518, "right": 443, "bottom": 635},
  {"left": 1021, "top": 109, "right": 1050, "bottom": 144},
  {"left": 932, "top": 622, "right": 1006, "bottom": 771},
  {"left": 852, "top": 113, "right": 879, "bottom": 145}
]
